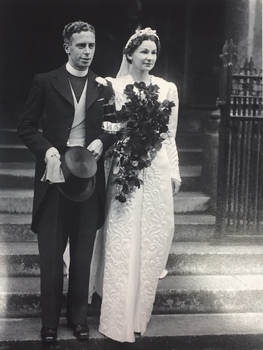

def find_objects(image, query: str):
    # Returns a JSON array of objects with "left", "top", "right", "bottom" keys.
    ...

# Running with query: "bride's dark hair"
[{"left": 123, "top": 34, "right": 161, "bottom": 64}]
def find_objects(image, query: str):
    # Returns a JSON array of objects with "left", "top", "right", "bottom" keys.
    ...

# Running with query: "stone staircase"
[{"left": 1, "top": 124, "right": 263, "bottom": 350}]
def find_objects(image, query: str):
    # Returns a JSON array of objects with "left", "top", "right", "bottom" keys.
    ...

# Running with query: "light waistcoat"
[
  {"left": 66, "top": 62, "right": 88, "bottom": 147},
  {"left": 67, "top": 79, "right": 87, "bottom": 147}
]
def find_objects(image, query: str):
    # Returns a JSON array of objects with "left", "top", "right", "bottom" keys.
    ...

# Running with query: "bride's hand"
[{"left": 171, "top": 178, "right": 181, "bottom": 195}]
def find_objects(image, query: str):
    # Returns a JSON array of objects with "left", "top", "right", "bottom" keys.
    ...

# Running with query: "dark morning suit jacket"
[{"left": 17, "top": 65, "right": 114, "bottom": 233}]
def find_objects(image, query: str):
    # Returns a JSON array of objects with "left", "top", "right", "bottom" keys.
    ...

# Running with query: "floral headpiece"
[{"left": 125, "top": 27, "right": 159, "bottom": 48}]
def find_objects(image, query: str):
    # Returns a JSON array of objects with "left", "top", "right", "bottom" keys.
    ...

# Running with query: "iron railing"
[{"left": 216, "top": 40, "right": 263, "bottom": 237}]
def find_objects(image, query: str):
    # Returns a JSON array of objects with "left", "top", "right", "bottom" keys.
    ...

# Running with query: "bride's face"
[{"left": 129, "top": 40, "right": 157, "bottom": 72}]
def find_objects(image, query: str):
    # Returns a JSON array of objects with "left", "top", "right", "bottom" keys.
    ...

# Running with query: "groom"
[{"left": 17, "top": 20, "right": 113, "bottom": 343}]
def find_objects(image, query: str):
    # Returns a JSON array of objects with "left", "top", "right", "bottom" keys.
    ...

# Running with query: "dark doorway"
[{"left": 0, "top": 0, "right": 226, "bottom": 127}]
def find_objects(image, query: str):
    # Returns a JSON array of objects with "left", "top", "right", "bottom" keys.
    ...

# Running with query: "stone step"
[
  {"left": 0, "top": 190, "right": 210, "bottom": 214},
  {"left": 167, "top": 242, "right": 263, "bottom": 275},
  {"left": 1, "top": 275, "right": 263, "bottom": 317},
  {"left": 177, "top": 108, "right": 212, "bottom": 134},
  {"left": 0, "top": 144, "right": 35, "bottom": 162},
  {"left": 0, "top": 214, "right": 36, "bottom": 242},
  {"left": 0, "top": 162, "right": 34, "bottom": 188},
  {"left": 0, "top": 114, "right": 21, "bottom": 129},
  {"left": 6, "top": 272, "right": 263, "bottom": 318},
  {"left": 178, "top": 148, "right": 203, "bottom": 166},
  {"left": 2, "top": 241, "right": 263, "bottom": 277},
  {"left": 174, "top": 192, "right": 210, "bottom": 213},
  {"left": 0, "top": 127, "right": 205, "bottom": 148},
  {"left": 0, "top": 189, "right": 33, "bottom": 214},
  {"left": 0, "top": 242, "right": 39, "bottom": 276},
  {"left": 177, "top": 132, "right": 204, "bottom": 149},
  {"left": 155, "top": 274, "right": 263, "bottom": 314},
  {"left": 0, "top": 144, "right": 202, "bottom": 165},
  {"left": 179, "top": 165, "right": 201, "bottom": 191},
  {"left": 0, "top": 163, "right": 202, "bottom": 191},
  {"left": 1, "top": 313, "right": 263, "bottom": 349},
  {"left": 0, "top": 213, "right": 215, "bottom": 242},
  {"left": 173, "top": 214, "right": 215, "bottom": 241},
  {"left": 0, "top": 128, "right": 22, "bottom": 144}
]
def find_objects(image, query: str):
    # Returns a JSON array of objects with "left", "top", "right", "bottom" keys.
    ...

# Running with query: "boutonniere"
[{"left": 95, "top": 77, "right": 108, "bottom": 87}]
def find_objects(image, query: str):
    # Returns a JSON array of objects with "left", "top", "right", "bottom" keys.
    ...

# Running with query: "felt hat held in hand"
[{"left": 58, "top": 146, "right": 97, "bottom": 202}]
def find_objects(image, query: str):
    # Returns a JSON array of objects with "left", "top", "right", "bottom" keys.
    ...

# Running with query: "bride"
[{"left": 95, "top": 27, "right": 181, "bottom": 343}]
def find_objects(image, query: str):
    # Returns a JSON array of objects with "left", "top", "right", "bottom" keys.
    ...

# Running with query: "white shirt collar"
[{"left": 66, "top": 62, "right": 88, "bottom": 77}]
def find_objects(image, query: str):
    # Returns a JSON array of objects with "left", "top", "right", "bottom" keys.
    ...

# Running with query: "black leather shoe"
[
  {"left": 41, "top": 326, "right": 57, "bottom": 344},
  {"left": 68, "top": 321, "right": 89, "bottom": 340}
]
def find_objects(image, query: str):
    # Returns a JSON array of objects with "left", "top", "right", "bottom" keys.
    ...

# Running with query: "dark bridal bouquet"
[{"left": 106, "top": 81, "right": 175, "bottom": 203}]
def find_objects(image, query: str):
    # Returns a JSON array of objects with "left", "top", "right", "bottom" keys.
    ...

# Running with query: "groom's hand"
[{"left": 87, "top": 139, "right": 103, "bottom": 161}]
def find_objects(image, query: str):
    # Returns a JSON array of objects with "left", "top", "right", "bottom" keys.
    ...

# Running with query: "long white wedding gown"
[{"left": 90, "top": 74, "right": 180, "bottom": 343}]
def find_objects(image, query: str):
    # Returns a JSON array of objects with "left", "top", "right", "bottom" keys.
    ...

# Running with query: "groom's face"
[{"left": 64, "top": 31, "right": 96, "bottom": 71}]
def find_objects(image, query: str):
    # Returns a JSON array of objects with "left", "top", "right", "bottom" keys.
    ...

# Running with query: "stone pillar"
[
  {"left": 225, "top": 0, "right": 262, "bottom": 69},
  {"left": 200, "top": 109, "right": 220, "bottom": 213}
]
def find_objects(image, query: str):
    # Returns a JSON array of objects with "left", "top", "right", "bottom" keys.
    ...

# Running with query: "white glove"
[
  {"left": 44, "top": 147, "right": 61, "bottom": 163},
  {"left": 41, "top": 147, "right": 65, "bottom": 183}
]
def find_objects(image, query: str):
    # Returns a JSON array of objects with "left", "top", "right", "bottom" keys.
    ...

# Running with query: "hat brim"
[
  {"left": 64, "top": 147, "right": 97, "bottom": 179},
  {"left": 57, "top": 175, "right": 96, "bottom": 202},
  {"left": 58, "top": 146, "right": 97, "bottom": 202}
]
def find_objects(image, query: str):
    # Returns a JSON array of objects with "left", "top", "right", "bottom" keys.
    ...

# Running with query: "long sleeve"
[
  {"left": 17, "top": 75, "right": 53, "bottom": 159},
  {"left": 162, "top": 83, "right": 181, "bottom": 182}
]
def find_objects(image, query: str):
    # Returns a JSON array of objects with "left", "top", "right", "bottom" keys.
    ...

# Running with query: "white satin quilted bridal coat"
[{"left": 91, "top": 75, "right": 180, "bottom": 343}]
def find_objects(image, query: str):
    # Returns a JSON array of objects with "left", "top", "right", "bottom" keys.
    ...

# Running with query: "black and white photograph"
[{"left": 0, "top": 0, "right": 262, "bottom": 349}]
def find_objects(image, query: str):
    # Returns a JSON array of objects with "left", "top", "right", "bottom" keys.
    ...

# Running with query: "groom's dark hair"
[{"left": 62, "top": 20, "right": 95, "bottom": 44}]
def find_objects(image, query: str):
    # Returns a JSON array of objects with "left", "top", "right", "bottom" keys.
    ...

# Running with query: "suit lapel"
[
  {"left": 49, "top": 66, "right": 99, "bottom": 109},
  {"left": 86, "top": 70, "right": 99, "bottom": 111},
  {"left": 49, "top": 65, "right": 74, "bottom": 106}
]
